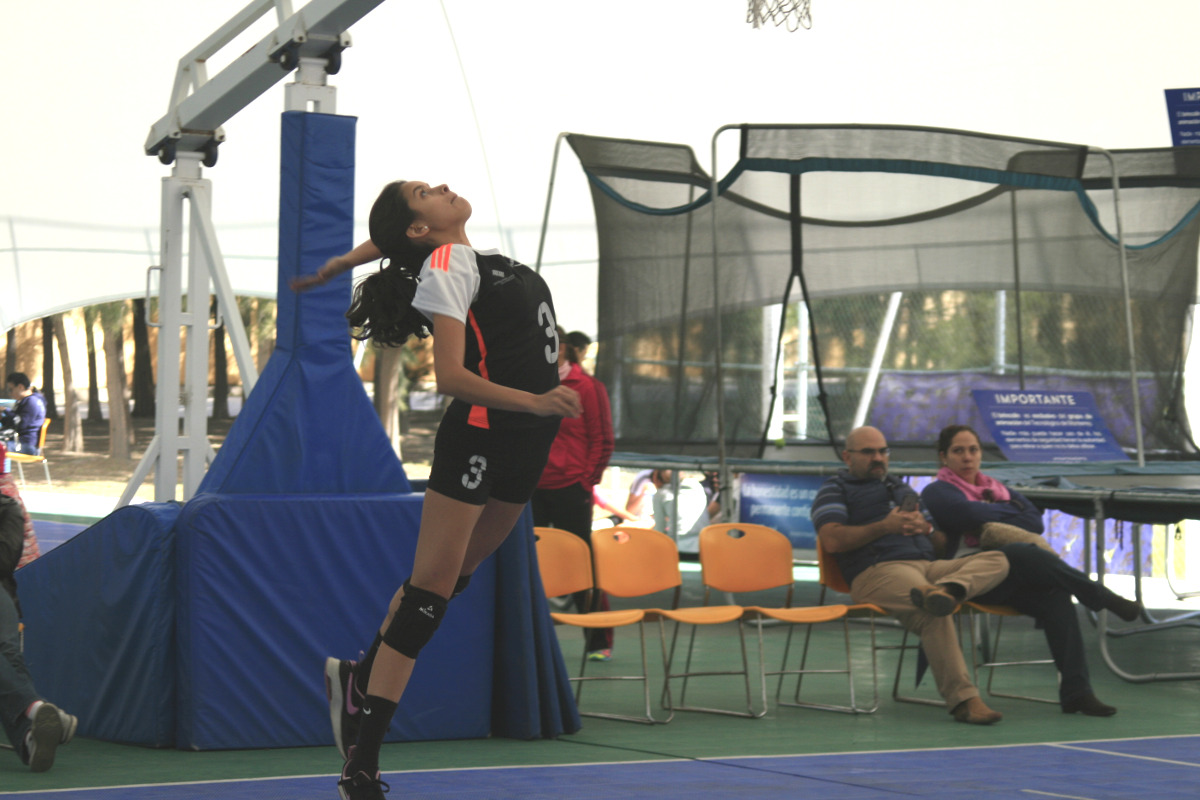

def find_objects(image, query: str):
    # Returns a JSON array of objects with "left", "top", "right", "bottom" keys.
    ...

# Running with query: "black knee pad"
[
  {"left": 383, "top": 581, "right": 448, "bottom": 659},
  {"left": 451, "top": 574, "right": 471, "bottom": 599}
]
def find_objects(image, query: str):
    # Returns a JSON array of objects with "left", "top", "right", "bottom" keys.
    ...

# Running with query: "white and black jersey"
[{"left": 412, "top": 244, "right": 561, "bottom": 430}]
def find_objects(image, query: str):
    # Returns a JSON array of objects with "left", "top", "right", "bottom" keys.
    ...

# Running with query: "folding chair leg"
[
  {"left": 889, "top": 627, "right": 947, "bottom": 707},
  {"left": 659, "top": 618, "right": 758, "bottom": 719},
  {"left": 968, "top": 610, "right": 1058, "bottom": 705},
  {"left": 569, "top": 622, "right": 669, "bottom": 724},
  {"left": 776, "top": 617, "right": 880, "bottom": 714}
]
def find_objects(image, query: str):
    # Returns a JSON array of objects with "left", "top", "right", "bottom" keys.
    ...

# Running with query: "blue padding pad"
[
  {"left": 491, "top": 506, "right": 581, "bottom": 738},
  {"left": 198, "top": 111, "right": 410, "bottom": 496},
  {"left": 16, "top": 502, "right": 182, "bottom": 746},
  {"left": 174, "top": 493, "right": 494, "bottom": 750}
]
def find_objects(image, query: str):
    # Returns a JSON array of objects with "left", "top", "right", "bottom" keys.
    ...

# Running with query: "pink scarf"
[{"left": 936, "top": 466, "right": 1010, "bottom": 504}]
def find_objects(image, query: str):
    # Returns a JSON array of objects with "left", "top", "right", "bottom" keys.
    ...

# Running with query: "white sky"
[{"left": 3, "top": 0, "right": 1199, "bottom": 330}]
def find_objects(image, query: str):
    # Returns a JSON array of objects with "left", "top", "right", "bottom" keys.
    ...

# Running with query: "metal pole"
[
  {"left": 852, "top": 291, "right": 902, "bottom": 429},
  {"left": 711, "top": 126, "right": 735, "bottom": 512},
  {"left": 534, "top": 133, "right": 567, "bottom": 273},
  {"left": 1089, "top": 148, "right": 1145, "bottom": 466},
  {"left": 1010, "top": 191, "right": 1026, "bottom": 390}
]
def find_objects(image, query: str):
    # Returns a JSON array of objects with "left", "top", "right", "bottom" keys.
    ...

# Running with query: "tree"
[
  {"left": 373, "top": 345, "right": 403, "bottom": 457},
  {"left": 254, "top": 298, "right": 276, "bottom": 372},
  {"left": 51, "top": 312, "right": 84, "bottom": 452},
  {"left": 40, "top": 317, "right": 56, "bottom": 419},
  {"left": 99, "top": 301, "right": 133, "bottom": 460},
  {"left": 83, "top": 306, "right": 103, "bottom": 421},
  {"left": 211, "top": 296, "right": 230, "bottom": 419},
  {"left": 4, "top": 330, "right": 14, "bottom": 378},
  {"left": 131, "top": 298, "right": 156, "bottom": 418}
]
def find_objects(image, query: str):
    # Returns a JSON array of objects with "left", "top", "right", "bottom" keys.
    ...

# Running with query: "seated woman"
[{"left": 921, "top": 424, "right": 1143, "bottom": 717}]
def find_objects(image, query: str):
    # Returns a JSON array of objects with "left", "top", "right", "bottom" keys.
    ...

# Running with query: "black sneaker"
[
  {"left": 338, "top": 746, "right": 390, "bottom": 800},
  {"left": 25, "top": 702, "right": 72, "bottom": 773},
  {"left": 325, "top": 657, "right": 363, "bottom": 759}
]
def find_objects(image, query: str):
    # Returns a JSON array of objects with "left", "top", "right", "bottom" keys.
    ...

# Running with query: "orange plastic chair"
[
  {"left": 533, "top": 527, "right": 662, "bottom": 724},
  {"left": 699, "top": 523, "right": 878, "bottom": 716},
  {"left": 9, "top": 419, "right": 51, "bottom": 486},
  {"left": 592, "top": 526, "right": 749, "bottom": 721}
]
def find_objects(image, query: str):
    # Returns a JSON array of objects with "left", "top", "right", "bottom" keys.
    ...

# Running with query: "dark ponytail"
[{"left": 346, "top": 181, "right": 435, "bottom": 346}]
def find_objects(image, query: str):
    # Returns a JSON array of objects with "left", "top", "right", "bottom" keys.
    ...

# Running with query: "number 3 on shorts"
[
  {"left": 538, "top": 302, "right": 558, "bottom": 364},
  {"left": 463, "top": 454, "right": 488, "bottom": 490}
]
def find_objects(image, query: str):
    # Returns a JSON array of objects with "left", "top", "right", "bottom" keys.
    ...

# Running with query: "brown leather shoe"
[
  {"left": 909, "top": 584, "right": 958, "bottom": 617},
  {"left": 951, "top": 696, "right": 1003, "bottom": 725}
]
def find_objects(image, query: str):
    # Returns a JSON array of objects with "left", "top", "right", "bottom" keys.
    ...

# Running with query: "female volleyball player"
[{"left": 295, "top": 180, "right": 580, "bottom": 800}]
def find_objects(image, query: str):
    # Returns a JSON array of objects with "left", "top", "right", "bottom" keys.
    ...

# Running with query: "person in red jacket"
[{"left": 531, "top": 330, "right": 617, "bottom": 660}]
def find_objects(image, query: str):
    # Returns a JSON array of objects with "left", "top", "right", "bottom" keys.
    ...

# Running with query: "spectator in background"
[
  {"left": 0, "top": 442, "right": 78, "bottom": 772},
  {"left": 532, "top": 328, "right": 617, "bottom": 660},
  {"left": 650, "top": 469, "right": 712, "bottom": 556},
  {"left": 920, "top": 423, "right": 1140, "bottom": 716},
  {"left": 1, "top": 374, "right": 46, "bottom": 456},
  {"left": 618, "top": 469, "right": 656, "bottom": 525},
  {"left": 811, "top": 426, "right": 1011, "bottom": 725}
]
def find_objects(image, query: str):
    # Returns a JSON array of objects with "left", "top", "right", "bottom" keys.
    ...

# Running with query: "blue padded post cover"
[
  {"left": 198, "top": 111, "right": 410, "bottom": 495},
  {"left": 174, "top": 494, "right": 494, "bottom": 750},
  {"left": 17, "top": 503, "right": 182, "bottom": 746},
  {"left": 491, "top": 506, "right": 581, "bottom": 738}
]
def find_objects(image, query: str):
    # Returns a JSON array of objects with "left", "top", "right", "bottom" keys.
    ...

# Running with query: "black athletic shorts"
[{"left": 426, "top": 414, "right": 560, "bottom": 505}]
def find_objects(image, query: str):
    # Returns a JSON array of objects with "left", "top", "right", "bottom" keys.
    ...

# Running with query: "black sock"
[
  {"left": 352, "top": 694, "right": 398, "bottom": 772},
  {"left": 354, "top": 634, "right": 384, "bottom": 698}
]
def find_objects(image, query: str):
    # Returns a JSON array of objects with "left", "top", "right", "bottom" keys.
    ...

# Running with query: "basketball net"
[{"left": 747, "top": 0, "right": 812, "bottom": 31}]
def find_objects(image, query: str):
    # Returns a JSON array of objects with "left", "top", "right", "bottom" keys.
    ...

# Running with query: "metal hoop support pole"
[
  {"left": 535, "top": 133, "right": 568, "bottom": 274},
  {"left": 1090, "top": 147, "right": 1145, "bottom": 466}
]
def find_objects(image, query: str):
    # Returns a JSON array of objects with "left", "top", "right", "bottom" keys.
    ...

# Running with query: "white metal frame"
[{"left": 124, "top": 0, "right": 384, "bottom": 506}]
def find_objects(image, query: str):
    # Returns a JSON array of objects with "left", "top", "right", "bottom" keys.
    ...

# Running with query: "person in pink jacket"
[{"left": 531, "top": 330, "right": 617, "bottom": 660}]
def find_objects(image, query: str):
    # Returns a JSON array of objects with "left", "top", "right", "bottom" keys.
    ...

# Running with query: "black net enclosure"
[{"left": 562, "top": 126, "right": 1200, "bottom": 459}]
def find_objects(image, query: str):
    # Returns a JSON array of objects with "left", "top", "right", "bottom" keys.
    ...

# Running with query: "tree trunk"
[
  {"left": 4, "top": 329, "right": 14, "bottom": 378},
  {"left": 211, "top": 297, "right": 230, "bottom": 419},
  {"left": 131, "top": 298, "right": 156, "bottom": 418},
  {"left": 374, "top": 346, "right": 402, "bottom": 458},
  {"left": 40, "top": 317, "right": 56, "bottom": 419},
  {"left": 100, "top": 302, "right": 132, "bottom": 460},
  {"left": 255, "top": 298, "right": 276, "bottom": 372},
  {"left": 84, "top": 307, "right": 103, "bottom": 421},
  {"left": 51, "top": 313, "right": 84, "bottom": 453}
]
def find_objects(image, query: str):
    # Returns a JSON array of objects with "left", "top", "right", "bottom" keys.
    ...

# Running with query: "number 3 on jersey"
[
  {"left": 462, "top": 454, "right": 488, "bottom": 490},
  {"left": 538, "top": 302, "right": 558, "bottom": 364}
]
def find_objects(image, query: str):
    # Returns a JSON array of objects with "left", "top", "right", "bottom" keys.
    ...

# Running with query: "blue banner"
[
  {"left": 1165, "top": 88, "right": 1200, "bottom": 147},
  {"left": 738, "top": 473, "right": 825, "bottom": 549},
  {"left": 972, "top": 389, "right": 1128, "bottom": 463}
]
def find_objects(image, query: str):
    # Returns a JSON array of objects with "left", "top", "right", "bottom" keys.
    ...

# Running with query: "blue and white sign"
[
  {"left": 972, "top": 389, "right": 1128, "bottom": 463},
  {"left": 739, "top": 473, "right": 825, "bottom": 549},
  {"left": 1165, "top": 88, "right": 1200, "bottom": 147}
]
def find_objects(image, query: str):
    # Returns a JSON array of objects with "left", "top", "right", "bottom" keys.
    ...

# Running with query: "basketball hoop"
[{"left": 747, "top": 0, "right": 812, "bottom": 31}]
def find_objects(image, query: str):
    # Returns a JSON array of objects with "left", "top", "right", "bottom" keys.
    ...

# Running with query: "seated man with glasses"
[{"left": 811, "top": 426, "right": 1011, "bottom": 725}]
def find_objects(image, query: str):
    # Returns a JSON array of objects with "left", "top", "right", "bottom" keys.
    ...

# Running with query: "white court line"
[
  {"left": 1049, "top": 741, "right": 1200, "bottom": 768},
  {"left": 1021, "top": 791, "right": 1098, "bottom": 800},
  {"left": 8, "top": 737, "right": 1196, "bottom": 795}
]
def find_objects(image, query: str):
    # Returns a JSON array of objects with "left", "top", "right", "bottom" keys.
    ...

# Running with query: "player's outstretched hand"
[
  {"left": 535, "top": 385, "right": 582, "bottom": 418},
  {"left": 289, "top": 255, "right": 345, "bottom": 292}
]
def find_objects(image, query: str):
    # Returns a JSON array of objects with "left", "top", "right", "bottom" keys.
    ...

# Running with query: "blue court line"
[{"left": 3, "top": 737, "right": 1196, "bottom": 800}]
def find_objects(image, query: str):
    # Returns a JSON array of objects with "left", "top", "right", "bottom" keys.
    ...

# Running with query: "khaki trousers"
[{"left": 849, "top": 552, "right": 1010, "bottom": 710}]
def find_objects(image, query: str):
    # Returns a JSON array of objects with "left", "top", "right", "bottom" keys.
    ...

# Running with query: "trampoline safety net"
[{"left": 565, "top": 127, "right": 1200, "bottom": 458}]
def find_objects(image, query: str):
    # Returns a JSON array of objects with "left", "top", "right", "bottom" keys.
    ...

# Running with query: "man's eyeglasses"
[{"left": 845, "top": 447, "right": 890, "bottom": 457}]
